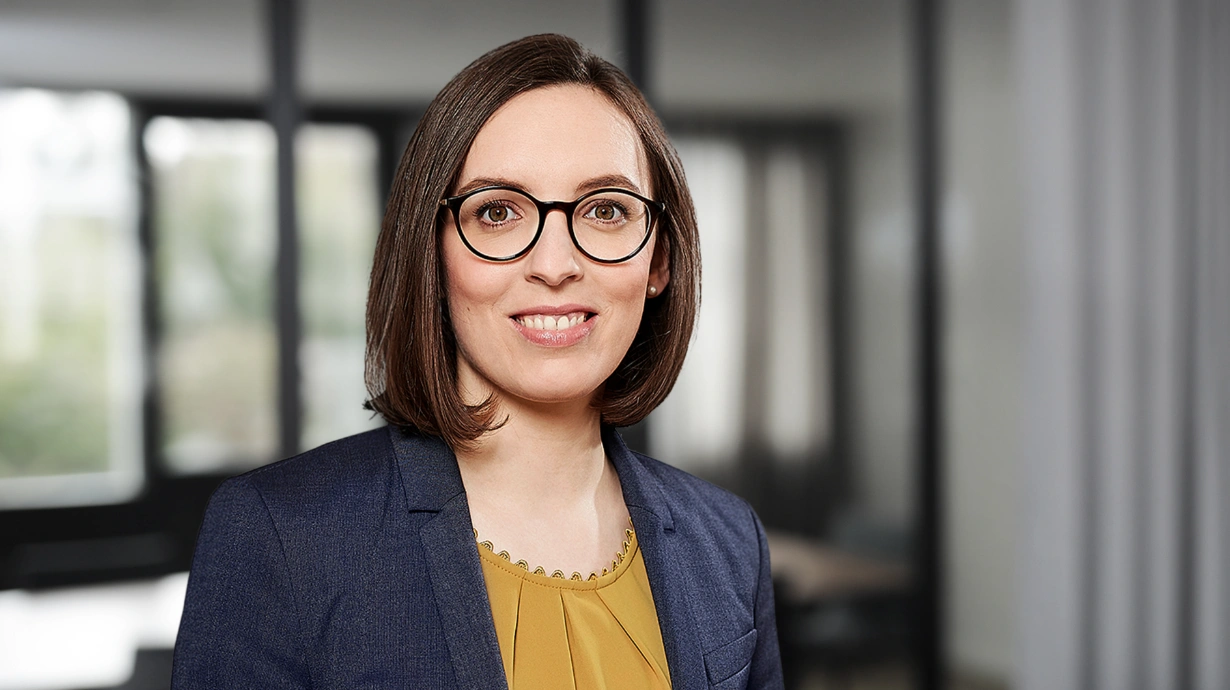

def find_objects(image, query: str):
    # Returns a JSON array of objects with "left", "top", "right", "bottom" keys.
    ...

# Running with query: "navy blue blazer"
[{"left": 171, "top": 424, "right": 783, "bottom": 689}]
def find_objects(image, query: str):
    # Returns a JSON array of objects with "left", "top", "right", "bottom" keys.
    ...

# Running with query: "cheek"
[
  {"left": 601, "top": 256, "right": 654, "bottom": 332},
  {"left": 442, "top": 234, "right": 505, "bottom": 335},
  {"left": 608, "top": 273, "right": 649, "bottom": 306},
  {"left": 610, "top": 239, "right": 656, "bottom": 302}
]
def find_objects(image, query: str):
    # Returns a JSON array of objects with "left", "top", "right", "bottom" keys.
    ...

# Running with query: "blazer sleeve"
[
  {"left": 171, "top": 475, "right": 311, "bottom": 689},
  {"left": 747, "top": 503, "right": 785, "bottom": 688}
]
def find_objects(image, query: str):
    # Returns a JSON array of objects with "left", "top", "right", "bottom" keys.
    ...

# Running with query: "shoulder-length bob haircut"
[{"left": 365, "top": 33, "right": 700, "bottom": 450}]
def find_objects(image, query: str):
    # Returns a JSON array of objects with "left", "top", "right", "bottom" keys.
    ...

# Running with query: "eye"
[
  {"left": 475, "top": 202, "right": 520, "bottom": 225},
  {"left": 584, "top": 201, "right": 627, "bottom": 223}
]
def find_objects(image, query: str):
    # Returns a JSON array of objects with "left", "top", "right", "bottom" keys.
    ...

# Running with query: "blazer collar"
[
  {"left": 603, "top": 427, "right": 706, "bottom": 688},
  {"left": 389, "top": 426, "right": 465, "bottom": 512},
  {"left": 601, "top": 424, "right": 675, "bottom": 532},
  {"left": 389, "top": 427, "right": 505, "bottom": 689}
]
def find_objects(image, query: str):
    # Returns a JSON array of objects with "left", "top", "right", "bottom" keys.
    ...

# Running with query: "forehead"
[{"left": 458, "top": 84, "right": 649, "bottom": 196}]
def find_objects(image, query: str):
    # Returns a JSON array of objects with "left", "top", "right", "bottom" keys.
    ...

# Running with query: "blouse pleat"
[{"left": 475, "top": 524, "right": 672, "bottom": 689}]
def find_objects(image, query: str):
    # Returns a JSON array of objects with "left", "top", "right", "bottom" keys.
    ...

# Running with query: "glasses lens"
[
  {"left": 456, "top": 188, "right": 540, "bottom": 259},
  {"left": 572, "top": 190, "right": 652, "bottom": 261}
]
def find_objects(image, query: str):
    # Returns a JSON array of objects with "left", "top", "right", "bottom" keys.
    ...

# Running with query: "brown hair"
[{"left": 364, "top": 33, "right": 700, "bottom": 450}]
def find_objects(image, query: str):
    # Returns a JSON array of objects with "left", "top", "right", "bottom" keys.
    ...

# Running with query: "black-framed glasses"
[{"left": 439, "top": 185, "right": 666, "bottom": 263}]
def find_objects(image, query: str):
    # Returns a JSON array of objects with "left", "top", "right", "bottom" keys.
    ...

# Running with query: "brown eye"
[
  {"left": 485, "top": 206, "right": 510, "bottom": 223},
  {"left": 590, "top": 203, "right": 624, "bottom": 222}
]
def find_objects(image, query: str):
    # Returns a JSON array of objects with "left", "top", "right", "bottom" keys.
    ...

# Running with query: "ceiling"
[{"left": 0, "top": 0, "right": 908, "bottom": 113}]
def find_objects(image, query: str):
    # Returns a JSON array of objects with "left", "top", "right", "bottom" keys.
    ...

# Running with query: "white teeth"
[{"left": 517, "top": 312, "right": 589, "bottom": 330}]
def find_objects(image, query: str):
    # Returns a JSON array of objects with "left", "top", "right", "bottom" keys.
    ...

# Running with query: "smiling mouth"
[{"left": 511, "top": 312, "right": 594, "bottom": 331}]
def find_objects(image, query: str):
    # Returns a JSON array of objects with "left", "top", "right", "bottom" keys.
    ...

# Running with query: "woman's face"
[{"left": 442, "top": 84, "right": 669, "bottom": 410}]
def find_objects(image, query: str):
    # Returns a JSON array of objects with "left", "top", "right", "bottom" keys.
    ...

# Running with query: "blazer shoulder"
[{"left": 222, "top": 425, "right": 399, "bottom": 525}]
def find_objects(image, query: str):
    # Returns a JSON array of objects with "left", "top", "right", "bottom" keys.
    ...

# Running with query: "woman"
[{"left": 172, "top": 34, "right": 782, "bottom": 690}]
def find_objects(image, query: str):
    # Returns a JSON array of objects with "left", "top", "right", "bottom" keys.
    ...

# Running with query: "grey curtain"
[{"left": 1016, "top": 1, "right": 1230, "bottom": 689}]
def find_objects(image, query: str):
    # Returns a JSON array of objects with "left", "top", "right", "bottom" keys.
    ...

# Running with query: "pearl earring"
[{"left": 647, "top": 286, "right": 658, "bottom": 296}]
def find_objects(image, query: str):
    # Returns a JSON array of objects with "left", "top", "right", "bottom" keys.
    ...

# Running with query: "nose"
[{"left": 526, "top": 208, "right": 582, "bottom": 286}]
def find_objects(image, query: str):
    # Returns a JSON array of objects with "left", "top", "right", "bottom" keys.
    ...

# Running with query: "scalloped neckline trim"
[{"left": 473, "top": 517, "right": 637, "bottom": 584}]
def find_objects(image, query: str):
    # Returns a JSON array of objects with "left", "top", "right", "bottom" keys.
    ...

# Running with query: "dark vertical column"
[
  {"left": 618, "top": 0, "right": 653, "bottom": 454},
  {"left": 134, "top": 105, "right": 165, "bottom": 482},
  {"left": 621, "top": 0, "right": 651, "bottom": 96},
  {"left": 911, "top": 0, "right": 945, "bottom": 688},
  {"left": 269, "top": 0, "right": 302, "bottom": 460},
  {"left": 824, "top": 130, "right": 853, "bottom": 523},
  {"left": 740, "top": 146, "right": 770, "bottom": 502}
]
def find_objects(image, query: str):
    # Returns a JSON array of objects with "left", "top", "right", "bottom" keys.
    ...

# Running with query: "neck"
[{"left": 454, "top": 389, "right": 609, "bottom": 513}]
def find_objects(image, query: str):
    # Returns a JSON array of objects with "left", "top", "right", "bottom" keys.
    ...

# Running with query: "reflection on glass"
[
  {"left": 146, "top": 118, "right": 277, "bottom": 473},
  {"left": 0, "top": 89, "right": 142, "bottom": 508},
  {"left": 298, "top": 124, "right": 383, "bottom": 449}
]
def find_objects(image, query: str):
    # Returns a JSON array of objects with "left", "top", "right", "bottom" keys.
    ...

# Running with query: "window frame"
[{"left": 0, "top": 94, "right": 420, "bottom": 590}]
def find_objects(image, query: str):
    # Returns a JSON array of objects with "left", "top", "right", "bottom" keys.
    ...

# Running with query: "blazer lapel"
[
  {"left": 605, "top": 427, "right": 707, "bottom": 690},
  {"left": 390, "top": 425, "right": 707, "bottom": 690},
  {"left": 420, "top": 499, "right": 508, "bottom": 690},
  {"left": 391, "top": 428, "right": 507, "bottom": 690}
]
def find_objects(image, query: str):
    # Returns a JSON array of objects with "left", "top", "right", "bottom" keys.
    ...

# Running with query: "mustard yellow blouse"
[{"left": 474, "top": 520, "right": 672, "bottom": 689}]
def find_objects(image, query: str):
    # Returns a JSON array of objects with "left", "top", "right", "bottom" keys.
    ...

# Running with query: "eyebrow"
[{"left": 451, "top": 174, "right": 645, "bottom": 198}]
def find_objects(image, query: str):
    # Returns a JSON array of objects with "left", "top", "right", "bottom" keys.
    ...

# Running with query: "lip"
[
  {"left": 509, "top": 310, "right": 597, "bottom": 348},
  {"left": 509, "top": 303, "right": 597, "bottom": 318}
]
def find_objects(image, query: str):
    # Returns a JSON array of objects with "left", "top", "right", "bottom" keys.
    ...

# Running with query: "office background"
[{"left": 1, "top": 1, "right": 1227, "bottom": 689}]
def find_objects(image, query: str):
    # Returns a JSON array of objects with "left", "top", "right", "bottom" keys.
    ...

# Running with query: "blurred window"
[
  {"left": 0, "top": 96, "right": 391, "bottom": 507},
  {"left": 0, "top": 89, "right": 143, "bottom": 509},
  {"left": 146, "top": 118, "right": 385, "bottom": 475},
  {"left": 651, "top": 134, "right": 833, "bottom": 474},
  {"left": 649, "top": 138, "right": 748, "bottom": 469},
  {"left": 762, "top": 145, "right": 831, "bottom": 459},
  {"left": 146, "top": 118, "right": 279, "bottom": 474},
  {"left": 297, "top": 124, "right": 383, "bottom": 450}
]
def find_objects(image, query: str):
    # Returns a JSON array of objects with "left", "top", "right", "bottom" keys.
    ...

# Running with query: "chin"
[
  {"left": 506, "top": 380, "right": 604, "bottom": 407},
  {"left": 457, "top": 350, "right": 617, "bottom": 411}
]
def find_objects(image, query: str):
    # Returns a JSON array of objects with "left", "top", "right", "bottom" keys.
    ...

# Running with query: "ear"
[{"left": 647, "top": 233, "right": 671, "bottom": 298}]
